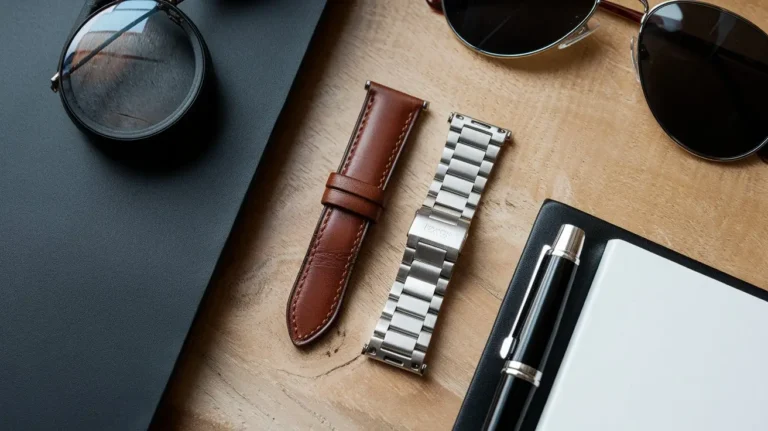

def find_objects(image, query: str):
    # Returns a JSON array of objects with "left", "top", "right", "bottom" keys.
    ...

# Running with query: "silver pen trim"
[
  {"left": 551, "top": 225, "right": 585, "bottom": 264},
  {"left": 550, "top": 249, "right": 580, "bottom": 265},
  {"left": 502, "top": 360, "right": 542, "bottom": 387}
]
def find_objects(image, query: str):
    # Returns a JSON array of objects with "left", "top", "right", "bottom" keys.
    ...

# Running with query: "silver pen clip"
[{"left": 499, "top": 245, "right": 552, "bottom": 359}]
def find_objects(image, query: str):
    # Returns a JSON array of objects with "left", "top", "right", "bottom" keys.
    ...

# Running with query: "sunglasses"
[
  {"left": 431, "top": 0, "right": 768, "bottom": 162},
  {"left": 50, "top": 0, "right": 211, "bottom": 145}
]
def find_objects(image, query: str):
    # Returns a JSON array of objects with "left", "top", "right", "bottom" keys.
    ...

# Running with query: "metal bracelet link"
[{"left": 363, "top": 113, "right": 510, "bottom": 375}]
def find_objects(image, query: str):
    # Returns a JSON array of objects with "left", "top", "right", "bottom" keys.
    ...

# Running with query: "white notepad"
[{"left": 537, "top": 240, "right": 768, "bottom": 431}]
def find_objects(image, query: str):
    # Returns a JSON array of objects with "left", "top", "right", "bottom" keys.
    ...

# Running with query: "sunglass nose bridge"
[{"left": 558, "top": 17, "right": 600, "bottom": 50}]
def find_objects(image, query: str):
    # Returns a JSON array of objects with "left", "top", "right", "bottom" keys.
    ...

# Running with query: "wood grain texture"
[{"left": 153, "top": 1, "right": 768, "bottom": 429}]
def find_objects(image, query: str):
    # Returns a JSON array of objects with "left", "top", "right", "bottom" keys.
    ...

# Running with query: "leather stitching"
[
  {"left": 301, "top": 220, "right": 366, "bottom": 340},
  {"left": 342, "top": 91, "right": 376, "bottom": 175},
  {"left": 378, "top": 109, "right": 416, "bottom": 189},
  {"left": 291, "top": 209, "right": 333, "bottom": 339}
]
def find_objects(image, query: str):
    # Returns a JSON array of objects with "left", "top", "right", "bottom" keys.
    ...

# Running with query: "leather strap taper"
[{"left": 287, "top": 81, "right": 427, "bottom": 347}]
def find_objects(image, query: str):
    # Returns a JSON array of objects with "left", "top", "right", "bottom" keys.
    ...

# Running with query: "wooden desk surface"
[{"left": 154, "top": 1, "right": 768, "bottom": 429}]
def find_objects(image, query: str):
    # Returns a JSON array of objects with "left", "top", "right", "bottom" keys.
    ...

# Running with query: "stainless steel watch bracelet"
[{"left": 362, "top": 112, "right": 510, "bottom": 375}]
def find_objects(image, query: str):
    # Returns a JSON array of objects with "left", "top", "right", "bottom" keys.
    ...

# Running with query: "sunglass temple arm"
[{"left": 599, "top": 0, "right": 649, "bottom": 24}]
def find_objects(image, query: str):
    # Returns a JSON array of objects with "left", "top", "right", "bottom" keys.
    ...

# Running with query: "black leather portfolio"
[
  {"left": 0, "top": 1, "right": 325, "bottom": 429},
  {"left": 453, "top": 200, "right": 765, "bottom": 430}
]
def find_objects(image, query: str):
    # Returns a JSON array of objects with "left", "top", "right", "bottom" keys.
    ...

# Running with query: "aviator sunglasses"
[
  {"left": 430, "top": 0, "right": 768, "bottom": 162},
  {"left": 50, "top": 0, "right": 211, "bottom": 146}
]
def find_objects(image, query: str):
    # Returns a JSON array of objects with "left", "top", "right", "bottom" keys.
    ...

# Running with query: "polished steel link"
[{"left": 363, "top": 113, "right": 510, "bottom": 375}]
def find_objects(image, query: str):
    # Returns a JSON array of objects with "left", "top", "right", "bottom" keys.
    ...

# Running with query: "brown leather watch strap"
[{"left": 287, "top": 81, "right": 427, "bottom": 347}]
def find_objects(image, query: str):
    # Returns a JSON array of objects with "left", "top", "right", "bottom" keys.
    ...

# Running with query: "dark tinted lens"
[
  {"left": 443, "top": 0, "right": 597, "bottom": 56},
  {"left": 638, "top": 2, "right": 768, "bottom": 160},
  {"left": 60, "top": 0, "right": 202, "bottom": 139}
]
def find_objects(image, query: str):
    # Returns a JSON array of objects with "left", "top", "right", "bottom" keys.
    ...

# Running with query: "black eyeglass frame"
[{"left": 50, "top": 0, "right": 211, "bottom": 143}]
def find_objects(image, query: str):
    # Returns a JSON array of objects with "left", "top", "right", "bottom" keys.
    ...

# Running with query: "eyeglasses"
[
  {"left": 431, "top": 0, "right": 768, "bottom": 162},
  {"left": 51, "top": 0, "right": 211, "bottom": 145}
]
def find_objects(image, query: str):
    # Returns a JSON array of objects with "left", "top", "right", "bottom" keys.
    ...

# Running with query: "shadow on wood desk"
[{"left": 153, "top": 0, "right": 768, "bottom": 429}]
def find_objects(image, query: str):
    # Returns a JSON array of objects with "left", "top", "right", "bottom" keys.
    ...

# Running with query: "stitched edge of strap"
[
  {"left": 378, "top": 110, "right": 416, "bottom": 189},
  {"left": 306, "top": 221, "right": 366, "bottom": 339},
  {"left": 290, "top": 208, "right": 333, "bottom": 341}
]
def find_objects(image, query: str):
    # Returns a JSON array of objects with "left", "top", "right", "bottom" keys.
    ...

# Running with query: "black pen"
[{"left": 482, "top": 224, "right": 585, "bottom": 431}]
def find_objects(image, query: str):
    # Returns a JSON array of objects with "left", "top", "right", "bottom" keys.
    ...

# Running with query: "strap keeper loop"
[{"left": 322, "top": 173, "right": 385, "bottom": 222}]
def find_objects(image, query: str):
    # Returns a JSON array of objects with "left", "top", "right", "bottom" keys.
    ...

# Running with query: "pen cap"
[{"left": 552, "top": 225, "right": 585, "bottom": 263}]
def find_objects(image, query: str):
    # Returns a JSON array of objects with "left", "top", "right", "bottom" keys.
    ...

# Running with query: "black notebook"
[
  {"left": 0, "top": 1, "right": 325, "bottom": 429},
  {"left": 453, "top": 200, "right": 767, "bottom": 430}
]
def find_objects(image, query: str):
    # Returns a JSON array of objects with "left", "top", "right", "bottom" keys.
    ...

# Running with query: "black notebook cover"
[
  {"left": 0, "top": 1, "right": 325, "bottom": 429},
  {"left": 453, "top": 199, "right": 766, "bottom": 430}
]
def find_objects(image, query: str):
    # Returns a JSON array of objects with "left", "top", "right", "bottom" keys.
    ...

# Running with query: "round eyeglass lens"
[
  {"left": 442, "top": 0, "right": 598, "bottom": 57},
  {"left": 59, "top": 0, "right": 201, "bottom": 139},
  {"left": 638, "top": 2, "right": 768, "bottom": 160}
]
